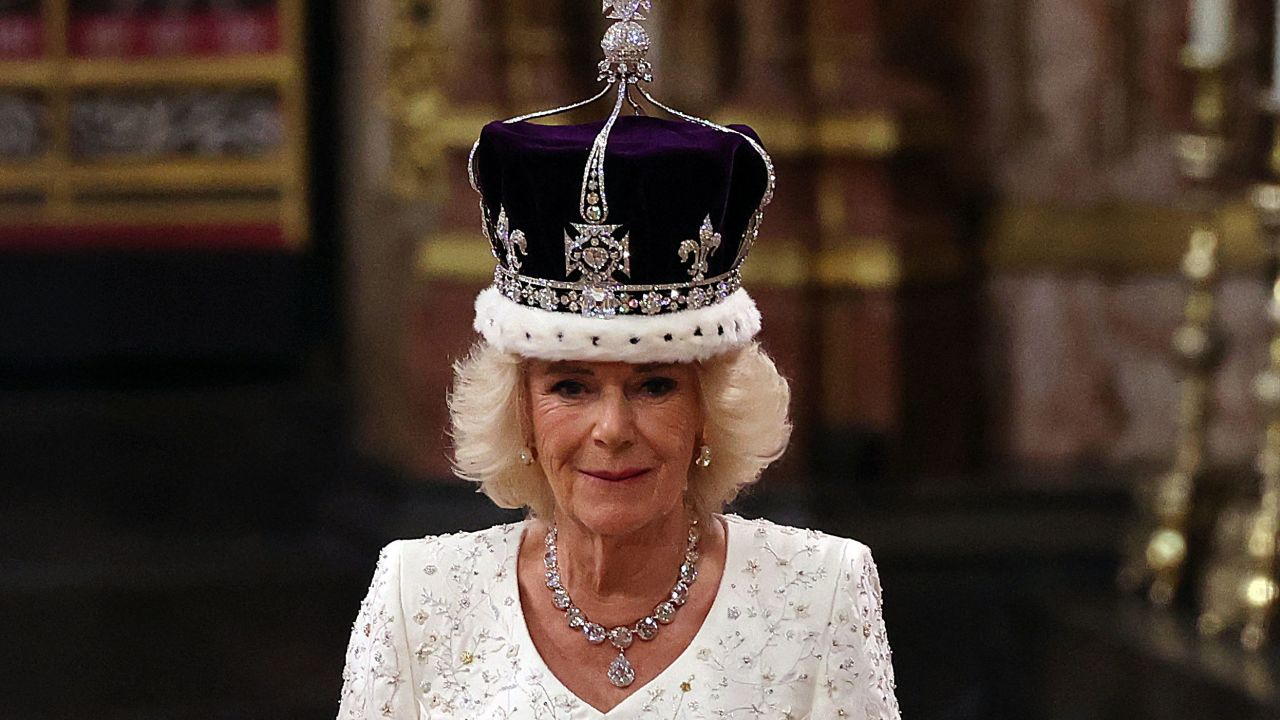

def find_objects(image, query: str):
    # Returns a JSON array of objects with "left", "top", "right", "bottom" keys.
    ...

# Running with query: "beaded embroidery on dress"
[{"left": 337, "top": 515, "right": 900, "bottom": 719}]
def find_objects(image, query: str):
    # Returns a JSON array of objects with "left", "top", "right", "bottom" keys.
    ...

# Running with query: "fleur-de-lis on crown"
[
  {"left": 495, "top": 206, "right": 527, "bottom": 271},
  {"left": 678, "top": 215, "right": 722, "bottom": 280},
  {"left": 603, "top": 0, "right": 651, "bottom": 21}
]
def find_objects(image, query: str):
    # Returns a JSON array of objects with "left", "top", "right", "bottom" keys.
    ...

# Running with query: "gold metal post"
[
  {"left": 1198, "top": 176, "right": 1280, "bottom": 650},
  {"left": 1119, "top": 50, "right": 1228, "bottom": 607}
]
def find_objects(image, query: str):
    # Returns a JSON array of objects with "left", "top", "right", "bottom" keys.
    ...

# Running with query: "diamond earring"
[
  {"left": 694, "top": 445, "right": 712, "bottom": 468},
  {"left": 519, "top": 447, "right": 535, "bottom": 466}
]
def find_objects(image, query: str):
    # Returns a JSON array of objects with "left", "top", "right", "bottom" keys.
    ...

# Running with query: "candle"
[{"left": 1189, "top": 0, "right": 1233, "bottom": 65}]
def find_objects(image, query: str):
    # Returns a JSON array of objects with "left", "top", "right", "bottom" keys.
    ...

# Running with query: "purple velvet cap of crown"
[
  {"left": 469, "top": 115, "right": 771, "bottom": 362},
  {"left": 472, "top": 115, "right": 769, "bottom": 288}
]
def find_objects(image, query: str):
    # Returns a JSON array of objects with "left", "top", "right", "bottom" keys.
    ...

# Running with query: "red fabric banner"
[{"left": 69, "top": 8, "right": 279, "bottom": 58}]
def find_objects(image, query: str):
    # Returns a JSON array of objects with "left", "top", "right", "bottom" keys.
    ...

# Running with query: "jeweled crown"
[{"left": 466, "top": 0, "right": 775, "bottom": 362}]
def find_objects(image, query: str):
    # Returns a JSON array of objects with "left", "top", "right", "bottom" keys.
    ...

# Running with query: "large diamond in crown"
[
  {"left": 603, "top": 0, "right": 650, "bottom": 21},
  {"left": 565, "top": 221, "right": 630, "bottom": 284}
]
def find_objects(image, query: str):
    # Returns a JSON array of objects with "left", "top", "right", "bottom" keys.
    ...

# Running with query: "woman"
[{"left": 338, "top": 6, "right": 898, "bottom": 717}]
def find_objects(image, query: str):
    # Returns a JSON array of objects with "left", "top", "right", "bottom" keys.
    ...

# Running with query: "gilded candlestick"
[
  {"left": 1198, "top": 174, "right": 1280, "bottom": 650},
  {"left": 1120, "top": 50, "right": 1228, "bottom": 606}
]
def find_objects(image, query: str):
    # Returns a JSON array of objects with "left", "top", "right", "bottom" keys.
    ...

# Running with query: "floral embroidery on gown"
[{"left": 338, "top": 515, "right": 900, "bottom": 719}]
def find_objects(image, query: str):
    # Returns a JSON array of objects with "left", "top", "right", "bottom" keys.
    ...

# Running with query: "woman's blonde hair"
[{"left": 448, "top": 341, "right": 791, "bottom": 518}]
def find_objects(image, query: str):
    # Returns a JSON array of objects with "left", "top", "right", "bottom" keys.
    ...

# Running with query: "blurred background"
[{"left": 5, "top": 0, "right": 1280, "bottom": 718}]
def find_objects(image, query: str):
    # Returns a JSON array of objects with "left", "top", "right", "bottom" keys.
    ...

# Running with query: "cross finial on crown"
[{"left": 603, "top": 0, "right": 651, "bottom": 21}]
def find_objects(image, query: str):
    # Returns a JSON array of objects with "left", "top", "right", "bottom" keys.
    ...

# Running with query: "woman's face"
[{"left": 526, "top": 360, "right": 702, "bottom": 537}]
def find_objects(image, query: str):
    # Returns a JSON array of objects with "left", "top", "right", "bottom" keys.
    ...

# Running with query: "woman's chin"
[{"left": 554, "top": 468, "right": 684, "bottom": 537}]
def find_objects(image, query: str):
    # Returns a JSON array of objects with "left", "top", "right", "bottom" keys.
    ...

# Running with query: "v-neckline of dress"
[{"left": 506, "top": 514, "right": 740, "bottom": 718}]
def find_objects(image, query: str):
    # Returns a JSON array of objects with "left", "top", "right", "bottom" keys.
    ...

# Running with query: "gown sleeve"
[
  {"left": 810, "top": 541, "right": 902, "bottom": 720},
  {"left": 337, "top": 541, "right": 418, "bottom": 720}
]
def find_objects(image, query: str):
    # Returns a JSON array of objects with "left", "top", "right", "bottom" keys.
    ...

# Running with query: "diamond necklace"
[{"left": 542, "top": 518, "right": 700, "bottom": 688}]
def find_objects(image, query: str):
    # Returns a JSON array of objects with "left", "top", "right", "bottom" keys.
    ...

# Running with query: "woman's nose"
[{"left": 591, "top": 387, "right": 637, "bottom": 449}]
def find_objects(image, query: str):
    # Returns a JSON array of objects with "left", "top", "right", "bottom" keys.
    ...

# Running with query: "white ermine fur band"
[{"left": 473, "top": 286, "right": 761, "bottom": 363}]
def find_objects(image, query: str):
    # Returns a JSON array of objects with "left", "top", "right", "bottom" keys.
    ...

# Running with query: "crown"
[{"left": 466, "top": 1, "right": 775, "bottom": 363}]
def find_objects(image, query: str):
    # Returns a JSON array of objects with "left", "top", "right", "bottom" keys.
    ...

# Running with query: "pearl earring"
[
  {"left": 518, "top": 447, "right": 535, "bottom": 466},
  {"left": 694, "top": 445, "right": 712, "bottom": 468}
]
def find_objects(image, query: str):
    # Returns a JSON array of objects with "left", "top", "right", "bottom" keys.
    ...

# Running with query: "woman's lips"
[{"left": 580, "top": 468, "right": 650, "bottom": 482}]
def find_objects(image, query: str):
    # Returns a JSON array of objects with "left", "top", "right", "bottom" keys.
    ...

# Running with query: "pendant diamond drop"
[{"left": 607, "top": 652, "right": 636, "bottom": 688}]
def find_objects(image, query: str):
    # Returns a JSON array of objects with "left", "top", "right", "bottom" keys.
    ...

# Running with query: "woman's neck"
[{"left": 547, "top": 510, "right": 696, "bottom": 622}]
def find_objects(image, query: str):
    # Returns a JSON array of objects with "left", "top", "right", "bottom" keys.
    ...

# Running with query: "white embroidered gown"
[{"left": 337, "top": 514, "right": 901, "bottom": 719}]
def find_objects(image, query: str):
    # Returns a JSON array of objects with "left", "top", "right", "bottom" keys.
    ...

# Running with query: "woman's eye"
[
  {"left": 550, "top": 379, "right": 588, "bottom": 397},
  {"left": 639, "top": 377, "right": 677, "bottom": 397}
]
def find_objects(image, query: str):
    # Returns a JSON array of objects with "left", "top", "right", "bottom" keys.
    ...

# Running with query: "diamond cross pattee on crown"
[
  {"left": 679, "top": 215, "right": 722, "bottom": 280},
  {"left": 495, "top": 206, "right": 528, "bottom": 271},
  {"left": 565, "top": 222, "right": 630, "bottom": 285},
  {"left": 604, "top": 0, "right": 651, "bottom": 21}
]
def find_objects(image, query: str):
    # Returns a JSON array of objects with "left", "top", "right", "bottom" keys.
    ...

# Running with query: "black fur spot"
[
  {"left": 664, "top": 334, "right": 673, "bottom": 342},
  {"left": 693, "top": 327, "right": 703, "bottom": 337},
  {"left": 592, "top": 336, "right": 600, "bottom": 346},
  {"left": 629, "top": 337, "right": 640, "bottom": 345},
  {"left": 717, "top": 325, "right": 724, "bottom": 336}
]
